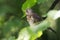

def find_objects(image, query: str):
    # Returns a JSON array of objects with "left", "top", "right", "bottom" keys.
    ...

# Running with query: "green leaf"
[
  {"left": 21, "top": 0, "right": 49, "bottom": 18},
  {"left": 21, "top": 0, "right": 37, "bottom": 18},
  {"left": 17, "top": 10, "right": 60, "bottom": 40},
  {"left": 47, "top": 10, "right": 60, "bottom": 28},
  {"left": 29, "top": 20, "right": 50, "bottom": 34},
  {"left": 17, "top": 19, "right": 51, "bottom": 40},
  {"left": 47, "top": 10, "right": 60, "bottom": 20},
  {"left": 17, "top": 27, "right": 42, "bottom": 40},
  {"left": 22, "top": 0, "right": 37, "bottom": 12}
]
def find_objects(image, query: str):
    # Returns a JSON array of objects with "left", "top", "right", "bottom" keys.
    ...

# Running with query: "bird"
[
  {"left": 26, "top": 8, "right": 43, "bottom": 27},
  {"left": 26, "top": 8, "right": 56, "bottom": 33}
]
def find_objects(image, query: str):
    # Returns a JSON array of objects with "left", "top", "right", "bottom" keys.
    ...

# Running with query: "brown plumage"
[{"left": 26, "top": 9, "right": 42, "bottom": 26}]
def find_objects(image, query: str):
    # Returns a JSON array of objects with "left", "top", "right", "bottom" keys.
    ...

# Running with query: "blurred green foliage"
[{"left": 0, "top": 0, "right": 60, "bottom": 40}]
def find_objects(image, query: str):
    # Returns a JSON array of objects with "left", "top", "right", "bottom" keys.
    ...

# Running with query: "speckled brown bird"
[{"left": 26, "top": 8, "right": 42, "bottom": 26}]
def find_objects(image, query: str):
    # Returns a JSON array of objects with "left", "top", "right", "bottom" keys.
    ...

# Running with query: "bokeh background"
[{"left": 0, "top": 0, "right": 60, "bottom": 40}]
